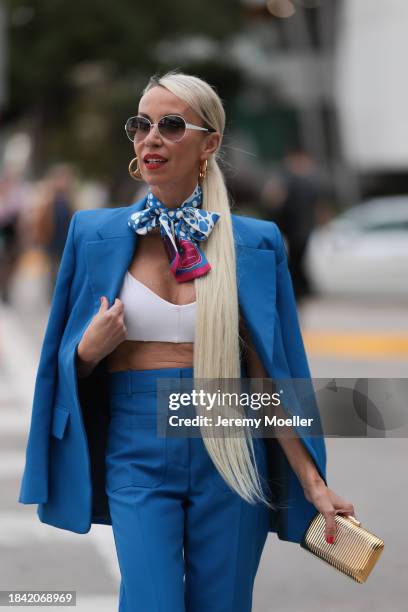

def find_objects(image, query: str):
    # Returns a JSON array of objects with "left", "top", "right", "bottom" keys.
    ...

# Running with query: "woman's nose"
[{"left": 143, "top": 123, "right": 162, "bottom": 145}]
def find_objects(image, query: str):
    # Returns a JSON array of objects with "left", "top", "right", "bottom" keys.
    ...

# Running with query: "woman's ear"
[{"left": 201, "top": 132, "right": 221, "bottom": 159}]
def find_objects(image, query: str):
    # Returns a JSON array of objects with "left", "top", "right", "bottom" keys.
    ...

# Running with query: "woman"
[{"left": 19, "top": 71, "right": 355, "bottom": 612}]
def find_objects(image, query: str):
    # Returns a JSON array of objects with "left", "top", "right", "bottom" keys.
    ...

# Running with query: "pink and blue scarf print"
[{"left": 128, "top": 183, "right": 221, "bottom": 282}]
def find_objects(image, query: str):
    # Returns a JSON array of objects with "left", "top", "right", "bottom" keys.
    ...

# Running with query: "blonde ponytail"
[{"left": 143, "top": 70, "right": 277, "bottom": 510}]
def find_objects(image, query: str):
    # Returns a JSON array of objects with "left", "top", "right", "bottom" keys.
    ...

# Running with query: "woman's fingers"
[
  {"left": 325, "top": 493, "right": 356, "bottom": 544},
  {"left": 331, "top": 491, "right": 355, "bottom": 516},
  {"left": 336, "top": 503, "right": 355, "bottom": 517},
  {"left": 304, "top": 483, "right": 357, "bottom": 545},
  {"left": 110, "top": 298, "right": 124, "bottom": 314},
  {"left": 99, "top": 296, "right": 124, "bottom": 312},
  {"left": 322, "top": 508, "right": 337, "bottom": 543},
  {"left": 99, "top": 295, "right": 108, "bottom": 311}
]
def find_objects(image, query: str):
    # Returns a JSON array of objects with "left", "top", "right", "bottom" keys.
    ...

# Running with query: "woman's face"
[{"left": 135, "top": 85, "right": 220, "bottom": 191}]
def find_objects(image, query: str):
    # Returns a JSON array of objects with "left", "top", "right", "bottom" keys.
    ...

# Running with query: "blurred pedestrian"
[
  {"left": 0, "top": 168, "right": 30, "bottom": 303},
  {"left": 261, "top": 148, "right": 320, "bottom": 301},
  {"left": 34, "top": 163, "right": 76, "bottom": 299}
]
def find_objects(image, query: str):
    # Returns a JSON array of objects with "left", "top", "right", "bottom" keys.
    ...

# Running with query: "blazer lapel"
[
  {"left": 85, "top": 196, "right": 148, "bottom": 309},
  {"left": 85, "top": 200, "right": 277, "bottom": 369}
]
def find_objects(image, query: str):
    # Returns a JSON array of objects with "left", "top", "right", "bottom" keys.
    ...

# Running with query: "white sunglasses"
[{"left": 125, "top": 114, "right": 216, "bottom": 143}]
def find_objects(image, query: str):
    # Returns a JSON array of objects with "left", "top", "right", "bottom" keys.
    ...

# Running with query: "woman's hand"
[
  {"left": 302, "top": 478, "right": 356, "bottom": 544},
  {"left": 77, "top": 296, "right": 127, "bottom": 369}
]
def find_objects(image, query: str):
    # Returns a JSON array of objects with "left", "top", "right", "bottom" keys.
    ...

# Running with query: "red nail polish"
[{"left": 326, "top": 535, "right": 335, "bottom": 544}]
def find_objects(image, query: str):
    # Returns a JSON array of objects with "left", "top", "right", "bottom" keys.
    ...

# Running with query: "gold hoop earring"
[
  {"left": 128, "top": 156, "right": 143, "bottom": 181},
  {"left": 198, "top": 159, "right": 208, "bottom": 183}
]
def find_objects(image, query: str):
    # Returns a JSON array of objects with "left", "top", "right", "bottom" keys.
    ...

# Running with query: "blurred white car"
[{"left": 304, "top": 196, "right": 408, "bottom": 298}]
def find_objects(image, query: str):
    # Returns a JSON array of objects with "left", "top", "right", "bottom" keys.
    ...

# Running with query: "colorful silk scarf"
[{"left": 127, "top": 183, "right": 220, "bottom": 282}]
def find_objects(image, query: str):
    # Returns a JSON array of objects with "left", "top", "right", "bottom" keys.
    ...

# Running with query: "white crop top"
[{"left": 117, "top": 271, "right": 196, "bottom": 343}]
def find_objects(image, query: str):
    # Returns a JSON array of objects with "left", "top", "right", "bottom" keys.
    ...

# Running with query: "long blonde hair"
[{"left": 142, "top": 70, "right": 276, "bottom": 510}]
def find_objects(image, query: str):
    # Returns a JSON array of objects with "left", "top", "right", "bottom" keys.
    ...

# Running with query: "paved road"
[{"left": 1, "top": 272, "right": 407, "bottom": 611}]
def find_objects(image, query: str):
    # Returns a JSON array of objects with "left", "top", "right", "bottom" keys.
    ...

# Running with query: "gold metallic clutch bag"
[{"left": 300, "top": 512, "right": 384, "bottom": 583}]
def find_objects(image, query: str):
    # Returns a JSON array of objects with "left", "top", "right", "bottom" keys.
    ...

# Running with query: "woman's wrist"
[
  {"left": 273, "top": 426, "right": 325, "bottom": 493},
  {"left": 299, "top": 470, "right": 325, "bottom": 493}
]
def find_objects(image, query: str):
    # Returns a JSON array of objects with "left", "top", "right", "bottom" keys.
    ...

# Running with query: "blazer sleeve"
[
  {"left": 273, "top": 225, "right": 314, "bottom": 376},
  {"left": 18, "top": 211, "right": 79, "bottom": 504},
  {"left": 273, "top": 223, "right": 327, "bottom": 479},
  {"left": 264, "top": 223, "right": 328, "bottom": 542}
]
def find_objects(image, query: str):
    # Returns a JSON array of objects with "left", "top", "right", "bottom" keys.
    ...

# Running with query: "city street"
[
  {"left": 1, "top": 268, "right": 407, "bottom": 611},
  {"left": 2, "top": 1, "right": 408, "bottom": 609}
]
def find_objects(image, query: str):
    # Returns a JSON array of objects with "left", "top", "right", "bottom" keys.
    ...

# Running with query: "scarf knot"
[{"left": 128, "top": 183, "right": 220, "bottom": 282}]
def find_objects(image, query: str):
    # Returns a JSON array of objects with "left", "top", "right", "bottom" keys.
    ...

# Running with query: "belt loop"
[{"left": 126, "top": 370, "right": 132, "bottom": 396}]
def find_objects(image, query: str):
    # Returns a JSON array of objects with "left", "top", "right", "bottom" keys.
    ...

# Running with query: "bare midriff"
[{"left": 106, "top": 340, "right": 194, "bottom": 372}]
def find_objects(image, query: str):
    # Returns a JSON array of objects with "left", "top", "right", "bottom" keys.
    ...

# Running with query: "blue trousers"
[{"left": 105, "top": 367, "right": 270, "bottom": 612}]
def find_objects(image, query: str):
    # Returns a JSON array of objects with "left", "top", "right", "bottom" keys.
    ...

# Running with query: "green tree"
[{"left": 5, "top": 0, "right": 243, "bottom": 199}]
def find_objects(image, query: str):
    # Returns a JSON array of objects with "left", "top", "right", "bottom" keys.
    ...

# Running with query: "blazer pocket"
[{"left": 51, "top": 405, "right": 70, "bottom": 439}]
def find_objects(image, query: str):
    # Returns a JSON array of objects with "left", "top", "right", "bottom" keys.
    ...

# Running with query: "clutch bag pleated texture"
[{"left": 300, "top": 512, "right": 384, "bottom": 583}]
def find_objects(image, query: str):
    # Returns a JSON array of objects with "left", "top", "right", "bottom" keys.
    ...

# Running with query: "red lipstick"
[{"left": 144, "top": 153, "right": 168, "bottom": 170}]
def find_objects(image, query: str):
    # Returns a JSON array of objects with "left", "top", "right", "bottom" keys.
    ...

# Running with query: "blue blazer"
[{"left": 18, "top": 196, "right": 327, "bottom": 544}]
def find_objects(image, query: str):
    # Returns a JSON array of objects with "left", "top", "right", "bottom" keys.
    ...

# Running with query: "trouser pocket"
[{"left": 105, "top": 413, "right": 167, "bottom": 492}]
